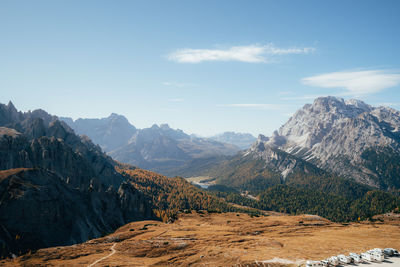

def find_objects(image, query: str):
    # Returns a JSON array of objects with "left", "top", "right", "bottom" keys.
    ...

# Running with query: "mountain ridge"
[
  {"left": 208, "top": 131, "right": 257, "bottom": 150},
  {"left": 176, "top": 96, "right": 400, "bottom": 194},
  {"left": 61, "top": 115, "right": 240, "bottom": 175},
  {"left": 257, "top": 96, "right": 400, "bottom": 189},
  {"left": 0, "top": 101, "right": 252, "bottom": 258}
]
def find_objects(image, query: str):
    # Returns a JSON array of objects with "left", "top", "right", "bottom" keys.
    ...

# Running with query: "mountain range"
[
  {"left": 0, "top": 102, "right": 241, "bottom": 258},
  {"left": 60, "top": 113, "right": 137, "bottom": 152},
  {"left": 208, "top": 131, "right": 256, "bottom": 150},
  {"left": 1, "top": 96, "right": 399, "bottom": 259},
  {"left": 61, "top": 115, "right": 250, "bottom": 174},
  {"left": 177, "top": 96, "right": 400, "bottom": 193},
  {"left": 61, "top": 96, "right": 400, "bottom": 193}
]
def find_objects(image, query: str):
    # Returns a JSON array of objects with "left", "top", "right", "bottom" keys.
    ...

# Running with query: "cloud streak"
[
  {"left": 302, "top": 70, "right": 400, "bottom": 96},
  {"left": 168, "top": 44, "right": 315, "bottom": 63}
]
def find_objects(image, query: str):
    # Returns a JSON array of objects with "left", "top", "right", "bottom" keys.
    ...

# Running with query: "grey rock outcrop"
[
  {"left": 0, "top": 168, "right": 151, "bottom": 257},
  {"left": 0, "top": 102, "right": 155, "bottom": 258},
  {"left": 249, "top": 96, "right": 400, "bottom": 189},
  {"left": 245, "top": 138, "right": 321, "bottom": 180},
  {"left": 61, "top": 113, "right": 137, "bottom": 152}
]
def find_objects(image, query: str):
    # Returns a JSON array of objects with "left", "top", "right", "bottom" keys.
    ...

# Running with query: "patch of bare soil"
[{"left": 1, "top": 212, "right": 399, "bottom": 266}]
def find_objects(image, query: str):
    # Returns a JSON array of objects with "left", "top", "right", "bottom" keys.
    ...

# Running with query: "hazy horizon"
[
  {"left": 1, "top": 0, "right": 400, "bottom": 136},
  {"left": 4, "top": 95, "right": 400, "bottom": 138}
]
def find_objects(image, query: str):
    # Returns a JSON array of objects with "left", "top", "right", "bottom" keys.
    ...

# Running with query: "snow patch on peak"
[{"left": 345, "top": 99, "right": 371, "bottom": 111}]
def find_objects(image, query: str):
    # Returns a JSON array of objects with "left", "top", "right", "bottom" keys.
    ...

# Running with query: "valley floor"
[{"left": 1, "top": 212, "right": 400, "bottom": 266}]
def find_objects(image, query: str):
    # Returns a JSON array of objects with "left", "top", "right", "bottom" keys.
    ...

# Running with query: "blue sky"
[{"left": 1, "top": 0, "right": 400, "bottom": 136}]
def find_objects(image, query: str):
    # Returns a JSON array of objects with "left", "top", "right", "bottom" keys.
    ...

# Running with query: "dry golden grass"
[{"left": 2, "top": 212, "right": 399, "bottom": 267}]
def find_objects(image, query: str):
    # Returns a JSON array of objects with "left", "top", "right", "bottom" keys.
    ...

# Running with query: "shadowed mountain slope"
[{"left": 0, "top": 101, "right": 250, "bottom": 259}]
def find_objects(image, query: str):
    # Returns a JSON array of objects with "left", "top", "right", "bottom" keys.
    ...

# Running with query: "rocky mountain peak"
[
  {"left": 109, "top": 112, "right": 120, "bottom": 117},
  {"left": 148, "top": 124, "right": 188, "bottom": 140},
  {"left": 248, "top": 96, "right": 400, "bottom": 189},
  {"left": 274, "top": 96, "right": 377, "bottom": 148},
  {"left": 305, "top": 96, "right": 372, "bottom": 119},
  {"left": 257, "top": 134, "right": 269, "bottom": 142},
  {"left": 108, "top": 113, "right": 132, "bottom": 124},
  {"left": 160, "top": 123, "right": 171, "bottom": 130},
  {"left": 7, "top": 101, "right": 16, "bottom": 111},
  {"left": 61, "top": 113, "right": 137, "bottom": 152},
  {"left": 0, "top": 101, "right": 22, "bottom": 125},
  {"left": 345, "top": 98, "right": 371, "bottom": 111}
]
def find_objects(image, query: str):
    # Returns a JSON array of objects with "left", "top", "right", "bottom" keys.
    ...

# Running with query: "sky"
[{"left": 1, "top": 0, "right": 400, "bottom": 136}]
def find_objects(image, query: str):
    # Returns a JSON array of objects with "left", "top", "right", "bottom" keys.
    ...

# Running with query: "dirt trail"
[{"left": 87, "top": 243, "right": 116, "bottom": 267}]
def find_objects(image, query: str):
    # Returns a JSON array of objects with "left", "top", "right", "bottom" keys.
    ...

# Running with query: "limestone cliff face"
[
  {"left": 244, "top": 137, "right": 323, "bottom": 180},
  {"left": 249, "top": 96, "right": 400, "bottom": 189},
  {"left": 0, "top": 124, "right": 121, "bottom": 190},
  {"left": 0, "top": 102, "right": 155, "bottom": 258},
  {"left": 0, "top": 168, "right": 152, "bottom": 258}
]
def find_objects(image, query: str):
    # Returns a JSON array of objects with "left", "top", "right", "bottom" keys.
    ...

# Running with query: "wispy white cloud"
[
  {"left": 302, "top": 70, "right": 400, "bottom": 96},
  {"left": 218, "top": 103, "right": 285, "bottom": 110},
  {"left": 167, "top": 44, "right": 315, "bottom": 63}
]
